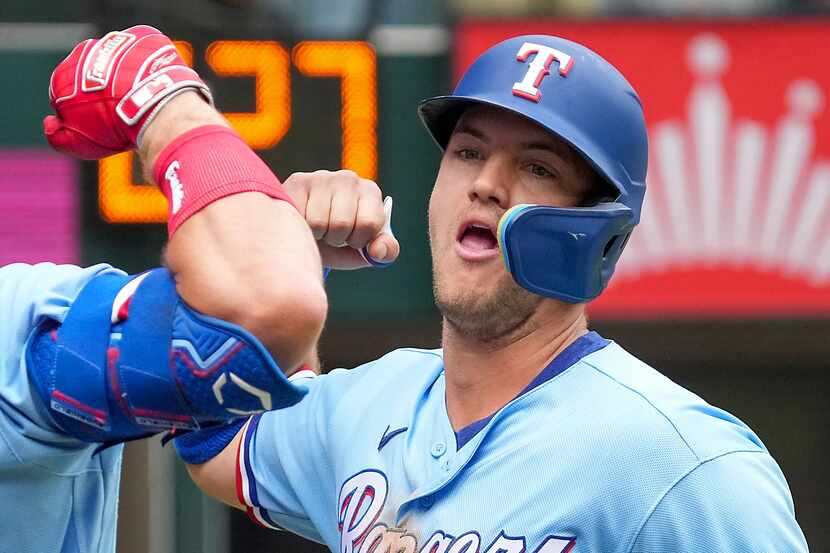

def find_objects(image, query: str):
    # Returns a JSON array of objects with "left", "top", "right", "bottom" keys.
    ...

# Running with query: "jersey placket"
[{"left": 394, "top": 374, "right": 500, "bottom": 525}]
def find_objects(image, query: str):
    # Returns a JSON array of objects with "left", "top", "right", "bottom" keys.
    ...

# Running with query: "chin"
[
  {"left": 434, "top": 266, "right": 499, "bottom": 307},
  {"left": 451, "top": 268, "right": 498, "bottom": 293},
  {"left": 434, "top": 272, "right": 543, "bottom": 342}
]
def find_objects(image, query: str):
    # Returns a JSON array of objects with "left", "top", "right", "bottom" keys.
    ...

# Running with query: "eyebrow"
[
  {"left": 452, "top": 122, "right": 489, "bottom": 143},
  {"left": 521, "top": 140, "right": 568, "bottom": 159}
]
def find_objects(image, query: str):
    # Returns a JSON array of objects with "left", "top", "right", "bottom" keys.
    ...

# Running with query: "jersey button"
[
  {"left": 430, "top": 441, "right": 446, "bottom": 458},
  {"left": 419, "top": 495, "right": 434, "bottom": 509}
]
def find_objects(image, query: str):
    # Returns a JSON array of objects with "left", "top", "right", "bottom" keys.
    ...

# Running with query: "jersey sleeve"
[
  {"left": 629, "top": 450, "right": 808, "bottom": 552},
  {"left": 0, "top": 263, "right": 125, "bottom": 464},
  {"left": 235, "top": 365, "right": 368, "bottom": 545}
]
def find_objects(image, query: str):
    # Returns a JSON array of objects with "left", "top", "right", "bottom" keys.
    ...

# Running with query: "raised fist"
[
  {"left": 283, "top": 170, "right": 399, "bottom": 270},
  {"left": 44, "top": 25, "right": 212, "bottom": 159}
]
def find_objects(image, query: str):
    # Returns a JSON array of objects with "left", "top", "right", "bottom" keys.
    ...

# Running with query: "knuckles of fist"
[{"left": 284, "top": 170, "right": 387, "bottom": 249}]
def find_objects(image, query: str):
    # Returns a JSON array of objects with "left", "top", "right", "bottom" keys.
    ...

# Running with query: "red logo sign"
[{"left": 456, "top": 20, "right": 830, "bottom": 318}]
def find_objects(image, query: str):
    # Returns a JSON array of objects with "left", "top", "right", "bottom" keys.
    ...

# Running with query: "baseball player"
[
  {"left": 0, "top": 25, "right": 397, "bottom": 552},
  {"left": 181, "top": 35, "right": 809, "bottom": 552}
]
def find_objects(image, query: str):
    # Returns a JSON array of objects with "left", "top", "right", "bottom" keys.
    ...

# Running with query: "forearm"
[{"left": 139, "top": 92, "right": 327, "bottom": 369}]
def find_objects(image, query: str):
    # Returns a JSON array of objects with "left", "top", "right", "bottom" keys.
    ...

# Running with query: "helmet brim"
[{"left": 417, "top": 95, "right": 480, "bottom": 151}]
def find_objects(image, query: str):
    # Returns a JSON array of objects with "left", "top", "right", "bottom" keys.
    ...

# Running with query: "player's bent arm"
[
  {"left": 629, "top": 450, "right": 808, "bottom": 552},
  {"left": 45, "top": 25, "right": 326, "bottom": 372},
  {"left": 23, "top": 25, "right": 324, "bottom": 448},
  {"left": 140, "top": 92, "right": 327, "bottom": 370}
]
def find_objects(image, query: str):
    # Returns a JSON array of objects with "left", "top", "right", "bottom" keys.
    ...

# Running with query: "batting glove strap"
[
  {"left": 44, "top": 25, "right": 212, "bottom": 159},
  {"left": 26, "top": 268, "right": 306, "bottom": 445}
]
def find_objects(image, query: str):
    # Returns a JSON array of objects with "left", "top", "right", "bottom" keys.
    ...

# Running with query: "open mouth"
[{"left": 457, "top": 222, "right": 498, "bottom": 254}]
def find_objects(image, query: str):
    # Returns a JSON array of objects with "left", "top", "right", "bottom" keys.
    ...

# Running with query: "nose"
[{"left": 468, "top": 153, "right": 510, "bottom": 208}]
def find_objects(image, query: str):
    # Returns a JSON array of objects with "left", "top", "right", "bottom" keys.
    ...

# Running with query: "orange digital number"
[
  {"left": 205, "top": 41, "right": 291, "bottom": 149},
  {"left": 98, "top": 40, "right": 377, "bottom": 224},
  {"left": 293, "top": 41, "right": 377, "bottom": 181}
]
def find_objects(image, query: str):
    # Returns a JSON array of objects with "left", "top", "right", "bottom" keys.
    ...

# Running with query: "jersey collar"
[{"left": 454, "top": 330, "right": 610, "bottom": 449}]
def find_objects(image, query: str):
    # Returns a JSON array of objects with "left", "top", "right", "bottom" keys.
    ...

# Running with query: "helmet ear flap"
[
  {"left": 498, "top": 204, "right": 633, "bottom": 303},
  {"left": 603, "top": 232, "right": 630, "bottom": 260},
  {"left": 598, "top": 231, "right": 632, "bottom": 288}
]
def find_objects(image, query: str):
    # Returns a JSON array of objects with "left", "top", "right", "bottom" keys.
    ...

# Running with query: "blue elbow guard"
[
  {"left": 173, "top": 369, "right": 315, "bottom": 464},
  {"left": 26, "top": 268, "right": 307, "bottom": 444}
]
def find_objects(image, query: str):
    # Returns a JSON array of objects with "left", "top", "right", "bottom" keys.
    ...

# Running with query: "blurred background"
[{"left": 1, "top": 0, "right": 829, "bottom": 551}]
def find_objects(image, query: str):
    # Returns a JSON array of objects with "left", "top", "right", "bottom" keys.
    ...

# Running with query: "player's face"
[{"left": 428, "top": 105, "right": 594, "bottom": 340}]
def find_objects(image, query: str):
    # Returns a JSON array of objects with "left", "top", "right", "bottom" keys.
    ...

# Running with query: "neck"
[{"left": 442, "top": 304, "right": 587, "bottom": 432}]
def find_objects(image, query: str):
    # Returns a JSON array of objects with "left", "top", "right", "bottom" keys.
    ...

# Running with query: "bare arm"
[{"left": 139, "top": 92, "right": 327, "bottom": 370}]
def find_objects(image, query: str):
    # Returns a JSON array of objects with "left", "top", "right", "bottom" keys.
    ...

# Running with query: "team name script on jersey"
[{"left": 338, "top": 470, "right": 576, "bottom": 553}]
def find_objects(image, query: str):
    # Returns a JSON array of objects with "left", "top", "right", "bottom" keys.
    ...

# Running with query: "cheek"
[
  {"left": 428, "top": 173, "right": 455, "bottom": 242},
  {"left": 427, "top": 189, "right": 450, "bottom": 263},
  {"left": 514, "top": 176, "right": 585, "bottom": 208},
  {"left": 427, "top": 188, "right": 439, "bottom": 242}
]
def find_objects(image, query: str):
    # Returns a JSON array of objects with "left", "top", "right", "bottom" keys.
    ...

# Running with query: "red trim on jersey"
[{"left": 235, "top": 424, "right": 247, "bottom": 507}]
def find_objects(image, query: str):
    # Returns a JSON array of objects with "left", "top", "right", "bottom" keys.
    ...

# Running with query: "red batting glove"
[{"left": 43, "top": 25, "right": 212, "bottom": 160}]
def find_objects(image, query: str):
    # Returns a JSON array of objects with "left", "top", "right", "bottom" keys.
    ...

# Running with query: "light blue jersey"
[
  {"left": 237, "top": 332, "right": 808, "bottom": 553},
  {"left": 0, "top": 262, "right": 125, "bottom": 553}
]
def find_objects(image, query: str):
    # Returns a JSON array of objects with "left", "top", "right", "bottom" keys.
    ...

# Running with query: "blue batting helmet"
[{"left": 418, "top": 35, "right": 648, "bottom": 303}]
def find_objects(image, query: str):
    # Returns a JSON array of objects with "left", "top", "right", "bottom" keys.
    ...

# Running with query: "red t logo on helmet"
[{"left": 512, "top": 42, "right": 573, "bottom": 102}]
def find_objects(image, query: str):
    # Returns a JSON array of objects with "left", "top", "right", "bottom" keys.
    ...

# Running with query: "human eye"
[
  {"left": 455, "top": 147, "right": 483, "bottom": 161},
  {"left": 525, "top": 162, "right": 556, "bottom": 179}
]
